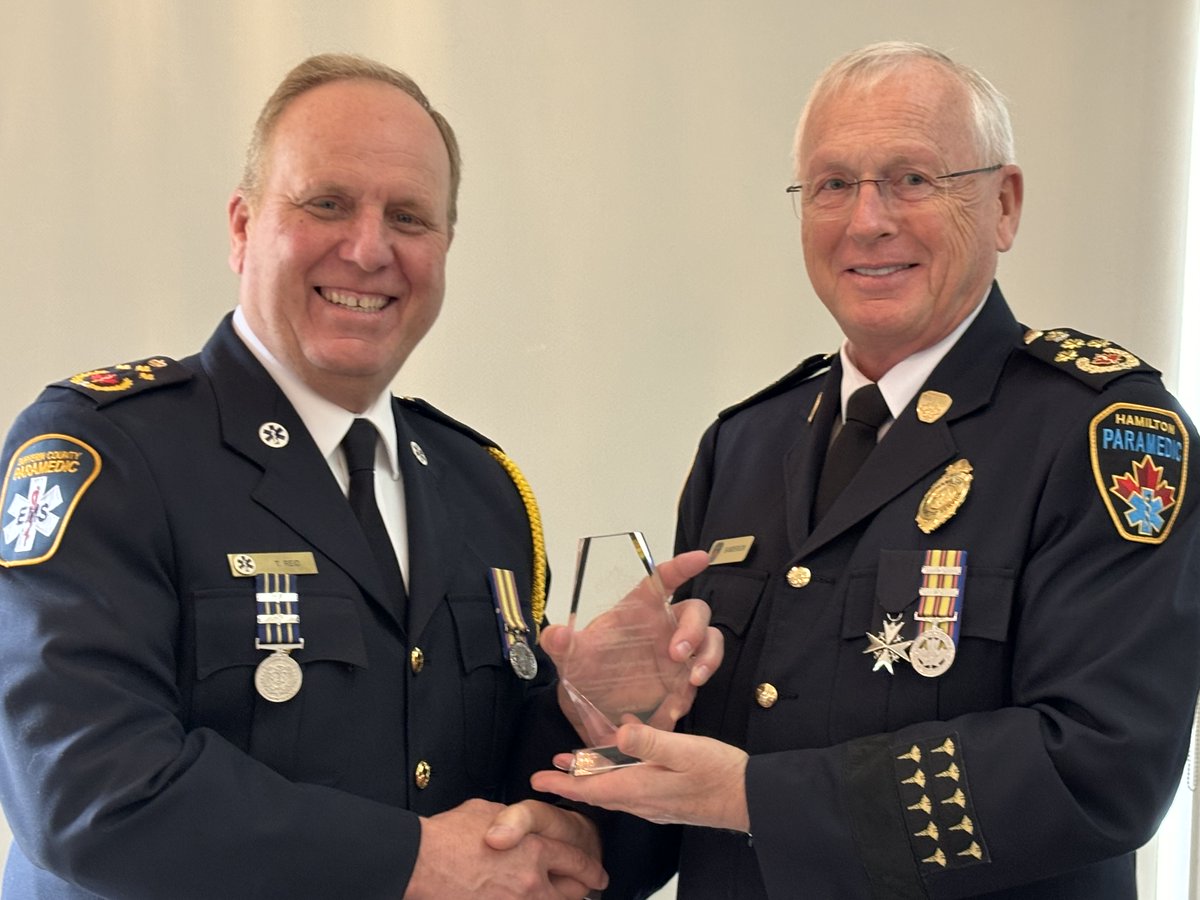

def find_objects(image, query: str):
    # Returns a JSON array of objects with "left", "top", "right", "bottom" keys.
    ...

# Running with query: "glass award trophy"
[{"left": 557, "top": 531, "right": 692, "bottom": 776}]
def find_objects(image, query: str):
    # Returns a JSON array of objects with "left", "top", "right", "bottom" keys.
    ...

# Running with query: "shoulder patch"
[
  {"left": 1, "top": 434, "right": 102, "bottom": 567},
  {"left": 1021, "top": 328, "right": 1157, "bottom": 389},
  {"left": 1090, "top": 402, "right": 1188, "bottom": 544},
  {"left": 718, "top": 353, "right": 834, "bottom": 420},
  {"left": 398, "top": 396, "right": 499, "bottom": 449},
  {"left": 52, "top": 357, "right": 190, "bottom": 407}
]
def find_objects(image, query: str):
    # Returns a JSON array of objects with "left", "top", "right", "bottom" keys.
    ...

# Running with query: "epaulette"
[
  {"left": 1020, "top": 327, "right": 1159, "bottom": 390},
  {"left": 717, "top": 353, "right": 834, "bottom": 420},
  {"left": 51, "top": 357, "right": 190, "bottom": 407},
  {"left": 399, "top": 396, "right": 547, "bottom": 630},
  {"left": 398, "top": 396, "right": 500, "bottom": 449}
]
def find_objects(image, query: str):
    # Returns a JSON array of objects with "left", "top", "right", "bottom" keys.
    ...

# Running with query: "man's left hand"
[{"left": 530, "top": 724, "right": 750, "bottom": 832}]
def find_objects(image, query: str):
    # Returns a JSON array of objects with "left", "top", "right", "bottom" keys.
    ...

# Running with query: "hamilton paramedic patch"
[
  {"left": 1090, "top": 404, "right": 1188, "bottom": 544},
  {"left": 1, "top": 434, "right": 102, "bottom": 567}
]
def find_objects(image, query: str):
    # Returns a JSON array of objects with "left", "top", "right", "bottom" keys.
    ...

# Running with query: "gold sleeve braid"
[{"left": 486, "top": 447, "right": 547, "bottom": 635}]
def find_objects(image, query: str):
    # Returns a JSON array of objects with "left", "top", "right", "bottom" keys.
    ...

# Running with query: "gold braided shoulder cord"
[{"left": 486, "top": 447, "right": 547, "bottom": 636}]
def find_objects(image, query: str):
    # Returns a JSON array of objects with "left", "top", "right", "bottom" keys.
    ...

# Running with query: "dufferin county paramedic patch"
[
  {"left": 1090, "top": 403, "right": 1189, "bottom": 544},
  {"left": 0, "top": 434, "right": 102, "bottom": 567}
]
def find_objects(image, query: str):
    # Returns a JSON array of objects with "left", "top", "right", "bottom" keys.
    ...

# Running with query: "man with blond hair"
[{"left": 0, "top": 53, "right": 716, "bottom": 899}]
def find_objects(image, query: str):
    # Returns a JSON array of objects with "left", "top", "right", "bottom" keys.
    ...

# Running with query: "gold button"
[
  {"left": 787, "top": 566, "right": 812, "bottom": 588},
  {"left": 755, "top": 683, "right": 779, "bottom": 708},
  {"left": 414, "top": 760, "right": 431, "bottom": 789},
  {"left": 410, "top": 647, "right": 424, "bottom": 674}
]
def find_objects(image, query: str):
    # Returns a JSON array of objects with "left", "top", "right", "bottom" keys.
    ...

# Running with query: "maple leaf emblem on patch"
[{"left": 1109, "top": 454, "right": 1177, "bottom": 536}]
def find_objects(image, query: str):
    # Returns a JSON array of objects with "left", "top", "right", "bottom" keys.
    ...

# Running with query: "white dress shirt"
[
  {"left": 837, "top": 295, "right": 987, "bottom": 440},
  {"left": 232, "top": 307, "right": 409, "bottom": 585}
]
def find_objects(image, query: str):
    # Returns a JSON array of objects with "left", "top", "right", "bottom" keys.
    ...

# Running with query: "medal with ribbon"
[
  {"left": 489, "top": 567, "right": 538, "bottom": 680},
  {"left": 254, "top": 572, "right": 305, "bottom": 702},
  {"left": 909, "top": 550, "right": 966, "bottom": 677}
]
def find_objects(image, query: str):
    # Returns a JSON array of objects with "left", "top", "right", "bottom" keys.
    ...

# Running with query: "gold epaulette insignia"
[
  {"left": 55, "top": 357, "right": 189, "bottom": 406},
  {"left": 1022, "top": 327, "right": 1156, "bottom": 388}
]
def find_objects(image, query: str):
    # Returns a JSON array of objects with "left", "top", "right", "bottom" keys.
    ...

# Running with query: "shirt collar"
[
  {"left": 838, "top": 294, "right": 987, "bottom": 423},
  {"left": 231, "top": 306, "right": 400, "bottom": 480}
]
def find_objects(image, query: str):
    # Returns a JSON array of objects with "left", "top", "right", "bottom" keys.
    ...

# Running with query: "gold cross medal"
[
  {"left": 909, "top": 550, "right": 967, "bottom": 678},
  {"left": 864, "top": 613, "right": 912, "bottom": 674},
  {"left": 490, "top": 567, "right": 537, "bottom": 680},
  {"left": 252, "top": 572, "right": 305, "bottom": 702}
]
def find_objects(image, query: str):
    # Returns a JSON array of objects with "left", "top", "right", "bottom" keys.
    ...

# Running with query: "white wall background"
[{"left": 1, "top": 0, "right": 1197, "bottom": 895}]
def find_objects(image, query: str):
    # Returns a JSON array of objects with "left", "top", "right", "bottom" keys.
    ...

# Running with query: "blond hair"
[{"left": 240, "top": 53, "right": 462, "bottom": 226}]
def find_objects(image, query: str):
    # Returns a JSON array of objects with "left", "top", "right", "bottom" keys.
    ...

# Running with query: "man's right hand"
[{"left": 406, "top": 798, "right": 607, "bottom": 899}]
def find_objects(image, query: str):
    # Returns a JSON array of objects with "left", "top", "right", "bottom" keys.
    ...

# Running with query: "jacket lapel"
[
  {"left": 800, "top": 284, "right": 1022, "bottom": 555},
  {"left": 393, "top": 402, "right": 461, "bottom": 641},
  {"left": 785, "top": 363, "right": 841, "bottom": 549},
  {"left": 803, "top": 413, "right": 957, "bottom": 551},
  {"left": 200, "top": 317, "right": 404, "bottom": 632}
]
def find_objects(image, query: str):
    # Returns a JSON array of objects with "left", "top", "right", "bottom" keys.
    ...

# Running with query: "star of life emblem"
[
  {"left": 0, "top": 434, "right": 102, "bottom": 567},
  {"left": 1110, "top": 455, "right": 1176, "bottom": 537},
  {"left": 4, "top": 476, "right": 64, "bottom": 553}
]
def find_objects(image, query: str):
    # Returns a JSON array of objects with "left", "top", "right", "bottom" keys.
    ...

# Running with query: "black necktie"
[
  {"left": 813, "top": 383, "right": 890, "bottom": 522},
  {"left": 342, "top": 418, "right": 406, "bottom": 608}
]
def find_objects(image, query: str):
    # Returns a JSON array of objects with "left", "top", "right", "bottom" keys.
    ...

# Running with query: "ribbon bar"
[{"left": 921, "top": 565, "right": 963, "bottom": 576}]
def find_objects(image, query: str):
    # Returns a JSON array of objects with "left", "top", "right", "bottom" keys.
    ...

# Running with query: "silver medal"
[
  {"left": 910, "top": 628, "right": 956, "bottom": 678},
  {"left": 255, "top": 650, "right": 303, "bottom": 702},
  {"left": 509, "top": 639, "right": 538, "bottom": 680}
]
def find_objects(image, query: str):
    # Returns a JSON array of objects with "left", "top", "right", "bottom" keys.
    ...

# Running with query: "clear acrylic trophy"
[{"left": 557, "top": 531, "right": 692, "bottom": 776}]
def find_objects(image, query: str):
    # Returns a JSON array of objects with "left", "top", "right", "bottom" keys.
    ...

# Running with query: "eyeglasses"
[{"left": 786, "top": 164, "right": 1002, "bottom": 217}]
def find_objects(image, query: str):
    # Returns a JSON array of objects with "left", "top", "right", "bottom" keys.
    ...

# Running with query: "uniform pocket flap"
[
  {"left": 686, "top": 568, "right": 769, "bottom": 638},
  {"left": 194, "top": 589, "right": 367, "bottom": 680},
  {"left": 448, "top": 593, "right": 505, "bottom": 673},
  {"left": 841, "top": 553, "right": 1016, "bottom": 642},
  {"left": 954, "top": 568, "right": 1015, "bottom": 641}
]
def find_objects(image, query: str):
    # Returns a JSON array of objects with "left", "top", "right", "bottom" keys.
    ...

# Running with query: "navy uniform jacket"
[
  {"left": 0, "top": 316, "right": 575, "bottom": 898},
  {"left": 663, "top": 285, "right": 1200, "bottom": 898}
]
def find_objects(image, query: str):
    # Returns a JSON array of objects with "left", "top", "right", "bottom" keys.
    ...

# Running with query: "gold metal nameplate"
[
  {"left": 708, "top": 535, "right": 755, "bottom": 565},
  {"left": 227, "top": 552, "right": 319, "bottom": 577}
]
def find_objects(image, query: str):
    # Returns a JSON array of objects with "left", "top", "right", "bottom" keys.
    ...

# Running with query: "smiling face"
[
  {"left": 797, "top": 61, "right": 1022, "bottom": 380},
  {"left": 228, "top": 78, "right": 453, "bottom": 412}
]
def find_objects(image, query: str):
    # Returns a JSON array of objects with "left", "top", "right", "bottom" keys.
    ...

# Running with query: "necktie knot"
[
  {"left": 343, "top": 418, "right": 379, "bottom": 475},
  {"left": 845, "top": 383, "right": 890, "bottom": 429},
  {"left": 812, "top": 382, "right": 890, "bottom": 523}
]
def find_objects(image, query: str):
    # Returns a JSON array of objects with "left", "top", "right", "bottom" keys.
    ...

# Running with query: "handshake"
[{"left": 409, "top": 539, "right": 743, "bottom": 899}]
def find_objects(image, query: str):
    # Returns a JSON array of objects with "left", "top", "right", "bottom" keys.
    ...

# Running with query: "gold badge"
[
  {"left": 916, "top": 391, "right": 953, "bottom": 423},
  {"left": 916, "top": 460, "right": 973, "bottom": 534}
]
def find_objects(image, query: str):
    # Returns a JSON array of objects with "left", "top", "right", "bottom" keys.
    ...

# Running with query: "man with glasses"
[{"left": 534, "top": 41, "right": 1200, "bottom": 898}]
